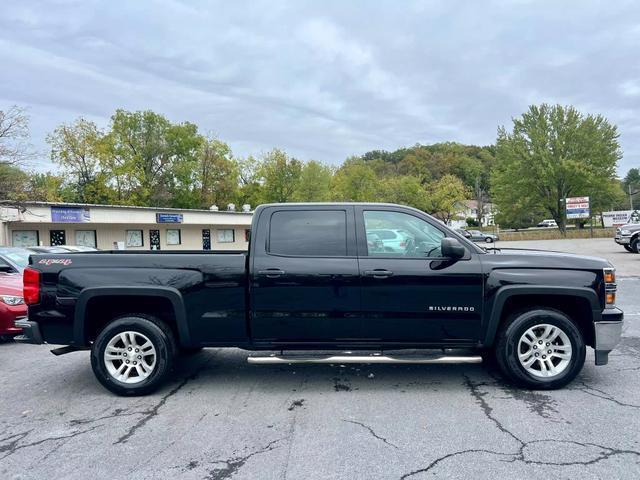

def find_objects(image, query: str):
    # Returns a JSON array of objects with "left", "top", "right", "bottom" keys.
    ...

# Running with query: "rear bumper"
[
  {"left": 13, "top": 320, "right": 44, "bottom": 344},
  {"left": 593, "top": 308, "right": 623, "bottom": 365}
]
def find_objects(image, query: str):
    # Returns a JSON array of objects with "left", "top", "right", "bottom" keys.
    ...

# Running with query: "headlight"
[
  {"left": 620, "top": 229, "right": 631, "bottom": 235},
  {"left": 0, "top": 295, "right": 24, "bottom": 306}
]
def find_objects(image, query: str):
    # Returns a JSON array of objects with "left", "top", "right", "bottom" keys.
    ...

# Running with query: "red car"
[{"left": 0, "top": 273, "right": 27, "bottom": 339}]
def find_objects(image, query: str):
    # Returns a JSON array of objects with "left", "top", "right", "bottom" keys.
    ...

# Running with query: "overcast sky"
[{"left": 1, "top": 0, "right": 639, "bottom": 175}]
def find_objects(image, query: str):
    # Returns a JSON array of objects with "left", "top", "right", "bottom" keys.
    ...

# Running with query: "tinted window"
[
  {"left": 269, "top": 210, "right": 347, "bottom": 256},
  {"left": 364, "top": 210, "right": 445, "bottom": 257}
]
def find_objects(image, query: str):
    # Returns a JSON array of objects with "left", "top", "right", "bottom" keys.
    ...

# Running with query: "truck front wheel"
[
  {"left": 90, "top": 315, "right": 176, "bottom": 396},
  {"left": 494, "top": 308, "right": 585, "bottom": 389}
]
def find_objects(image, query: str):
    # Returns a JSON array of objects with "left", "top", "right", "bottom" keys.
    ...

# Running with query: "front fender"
[{"left": 482, "top": 285, "right": 601, "bottom": 347}]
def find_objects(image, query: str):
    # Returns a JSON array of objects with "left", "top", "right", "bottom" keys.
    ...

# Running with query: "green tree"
[
  {"left": 293, "top": 160, "right": 333, "bottom": 201},
  {"left": 47, "top": 118, "right": 103, "bottom": 203},
  {"left": 623, "top": 168, "right": 640, "bottom": 209},
  {"left": 258, "top": 148, "right": 302, "bottom": 203},
  {"left": 425, "top": 174, "right": 469, "bottom": 223},
  {"left": 27, "top": 172, "right": 70, "bottom": 202},
  {"left": 380, "top": 175, "right": 430, "bottom": 211},
  {"left": 331, "top": 160, "right": 379, "bottom": 201},
  {"left": 101, "top": 110, "right": 202, "bottom": 206},
  {"left": 0, "top": 163, "right": 29, "bottom": 200},
  {"left": 235, "top": 156, "right": 262, "bottom": 209},
  {"left": 492, "top": 104, "right": 621, "bottom": 233}
]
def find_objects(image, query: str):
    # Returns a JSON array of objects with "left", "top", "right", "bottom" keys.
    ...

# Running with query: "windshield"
[{"left": 0, "top": 247, "right": 32, "bottom": 269}]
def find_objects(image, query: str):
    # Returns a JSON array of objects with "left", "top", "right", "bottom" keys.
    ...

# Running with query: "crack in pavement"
[
  {"left": 400, "top": 375, "right": 640, "bottom": 478},
  {"left": 343, "top": 419, "right": 399, "bottom": 449},
  {"left": 571, "top": 381, "right": 640, "bottom": 409},
  {"left": 68, "top": 408, "right": 142, "bottom": 426},
  {"left": 204, "top": 438, "right": 284, "bottom": 480},
  {"left": 114, "top": 357, "right": 212, "bottom": 445},
  {"left": 0, "top": 425, "right": 102, "bottom": 460}
]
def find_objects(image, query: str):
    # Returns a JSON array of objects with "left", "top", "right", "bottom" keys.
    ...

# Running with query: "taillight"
[
  {"left": 603, "top": 267, "right": 616, "bottom": 309},
  {"left": 23, "top": 268, "right": 41, "bottom": 305}
]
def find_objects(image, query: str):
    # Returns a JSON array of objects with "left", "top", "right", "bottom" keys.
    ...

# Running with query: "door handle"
[
  {"left": 258, "top": 268, "right": 286, "bottom": 278},
  {"left": 363, "top": 269, "right": 393, "bottom": 278}
]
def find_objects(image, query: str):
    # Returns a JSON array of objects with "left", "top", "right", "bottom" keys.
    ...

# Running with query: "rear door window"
[{"left": 269, "top": 210, "right": 347, "bottom": 256}]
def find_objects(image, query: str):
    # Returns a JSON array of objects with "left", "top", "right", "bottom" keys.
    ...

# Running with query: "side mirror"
[{"left": 441, "top": 237, "right": 465, "bottom": 259}]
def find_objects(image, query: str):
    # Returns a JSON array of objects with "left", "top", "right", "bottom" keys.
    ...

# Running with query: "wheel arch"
[
  {"left": 74, "top": 287, "right": 192, "bottom": 348},
  {"left": 483, "top": 286, "right": 600, "bottom": 348}
]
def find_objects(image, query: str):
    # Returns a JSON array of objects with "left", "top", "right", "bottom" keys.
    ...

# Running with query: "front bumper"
[
  {"left": 593, "top": 307, "right": 623, "bottom": 365},
  {"left": 614, "top": 235, "right": 631, "bottom": 245},
  {"left": 13, "top": 320, "right": 44, "bottom": 344}
]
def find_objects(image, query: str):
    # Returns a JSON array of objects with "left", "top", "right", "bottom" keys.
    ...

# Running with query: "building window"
[
  {"left": 12, "top": 230, "right": 39, "bottom": 247},
  {"left": 217, "top": 229, "right": 235, "bottom": 243},
  {"left": 244, "top": 229, "right": 251, "bottom": 242},
  {"left": 126, "top": 230, "right": 144, "bottom": 247},
  {"left": 166, "top": 229, "right": 181, "bottom": 245},
  {"left": 75, "top": 230, "right": 97, "bottom": 248}
]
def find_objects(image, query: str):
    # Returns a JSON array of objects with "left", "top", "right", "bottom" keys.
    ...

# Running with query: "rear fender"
[{"left": 74, "top": 286, "right": 192, "bottom": 347}]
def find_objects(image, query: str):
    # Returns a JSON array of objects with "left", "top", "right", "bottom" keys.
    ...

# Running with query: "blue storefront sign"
[
  {"left": 51, "top": 207, "right": 90, "bottom": 223},
  {"left": 156, "top": 213, "right": 183, "bottom": 223}
]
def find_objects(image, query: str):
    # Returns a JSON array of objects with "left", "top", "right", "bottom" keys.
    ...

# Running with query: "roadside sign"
[
  {"left": 602, "top": 210, "right": 640, "bottom": 227},
  {"left": 566, "top": 196, "right": 590, "bottom": 219}
]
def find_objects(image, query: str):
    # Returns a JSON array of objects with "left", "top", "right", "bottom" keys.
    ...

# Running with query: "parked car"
[
  {"left": 466, "top": 229, "right": 499, "bottom": 243},
  {"left": 0, "top": 247, "right": 33, "bottom": 273},
  {"left": 614, "top": 223, "right": 640, "bottom": 253},
  {"left": 537, "top": 219, "right": 558, "bottom": 228},
  {"left": 18, "top": 202, "right": 622, "bottom": 395},
  {"left": 0, "top": 273, "right": 27, "bottom": 339},
  {"left": 367, "top": 228, "right": 411, "bottom": 252}
]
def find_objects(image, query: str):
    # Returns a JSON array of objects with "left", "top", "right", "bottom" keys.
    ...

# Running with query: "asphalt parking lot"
[{"left": 1, "top": 238, "right": 639, "bottom": 479}]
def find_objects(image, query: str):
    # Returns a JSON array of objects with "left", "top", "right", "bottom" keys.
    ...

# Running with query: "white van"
[{"left": 537, "top": 219, "right": 558, "bottom": 228}]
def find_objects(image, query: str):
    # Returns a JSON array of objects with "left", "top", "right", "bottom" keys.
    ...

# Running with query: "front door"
[
  {"left": 149, "top": 230, "right": 161, "bottom": 250},
  {"left": 250, "top": 206, "right": 361, "bottom": 344},
  {"left": 50, "top": 230, "right": 66, "bottom": 246},
  {"left": 356, "top": 207, "right": 483, "bottom": 343}
]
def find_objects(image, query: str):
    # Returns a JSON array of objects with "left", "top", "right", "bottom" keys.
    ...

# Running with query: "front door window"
[{"left": 363, "top": 210, "right": 444, "bottom": 257}]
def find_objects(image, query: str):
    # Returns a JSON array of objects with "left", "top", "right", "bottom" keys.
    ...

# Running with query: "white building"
[
  {"left": 449, "top": 200, "right": 497, "bottom": 229},
  {"left": 0, "top": 202, "right": 253, "bottom": 251}
]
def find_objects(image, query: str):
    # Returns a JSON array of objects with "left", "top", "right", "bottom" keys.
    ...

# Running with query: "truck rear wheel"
[
  {"left": 494, "top": 308, "right": 585, "bottom": 389},
  {"left": 90, "top": 315, "right": 176, "bottom": 396}
]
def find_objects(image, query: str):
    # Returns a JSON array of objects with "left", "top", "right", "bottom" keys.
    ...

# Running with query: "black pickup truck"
[{"left": 17, "top": 203, "right": 623, "bottom": 395}]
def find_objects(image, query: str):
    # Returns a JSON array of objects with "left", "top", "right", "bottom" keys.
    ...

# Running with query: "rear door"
[
  {"left": 250, "top": 206, "right": 360, "bottom": 344},
  {"left": 355, "top": 206, "right": 483, "bottom": 343}
]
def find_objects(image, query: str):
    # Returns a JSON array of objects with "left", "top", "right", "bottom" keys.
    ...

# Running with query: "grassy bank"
[{"left": 496, "top": 228, "right": 615, "bottom": 241}]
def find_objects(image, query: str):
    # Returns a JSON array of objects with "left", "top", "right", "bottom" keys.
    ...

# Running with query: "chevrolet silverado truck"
[
  {"left": 17, "top": 203, "right": 623, "bottom": 396},
  {"left": 615, "top": 222, "right": 640, "bottom": 253}
]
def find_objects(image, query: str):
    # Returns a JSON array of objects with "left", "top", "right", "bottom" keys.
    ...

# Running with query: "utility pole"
[{"left": 631, "top": 184, "right": 634, "bottom": 210}]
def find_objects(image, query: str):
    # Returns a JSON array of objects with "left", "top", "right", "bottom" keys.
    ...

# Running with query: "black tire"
[
  {"left": 494, "top": 308, "right": 585, "bottom": 390},
  {"left": 631, "top": 237, "right": 640, "bottom": 253},
  {"left": 91, "top": 314, "right": 176, "bottom": 396},
  {"left": 623, "top": 245, "right": 634, "bottom": 252},
  {"left": 485, "top": 237, "right": 494, "bottom": 243}
]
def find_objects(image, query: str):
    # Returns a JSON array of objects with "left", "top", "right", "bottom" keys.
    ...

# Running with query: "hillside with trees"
[{"left": 0, "top": 103, "right": 632, "bottom": 229}]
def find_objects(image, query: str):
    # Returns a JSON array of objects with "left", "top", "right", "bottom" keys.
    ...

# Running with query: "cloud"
[{"left": 0, "top": 0, "right": 638, "bottom": 175}]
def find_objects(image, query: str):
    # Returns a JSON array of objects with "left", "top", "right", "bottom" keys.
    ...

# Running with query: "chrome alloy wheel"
[
  {"left": 517, "top": 323, "right": 572, "bottom": 378},
  {"left": 104, "top": 331, "right": 157, "bottom": 384}
]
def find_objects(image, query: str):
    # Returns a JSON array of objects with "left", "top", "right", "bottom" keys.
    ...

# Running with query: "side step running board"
[{"left": 248, "top": 354, "right": 482, "bottom": 365}]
